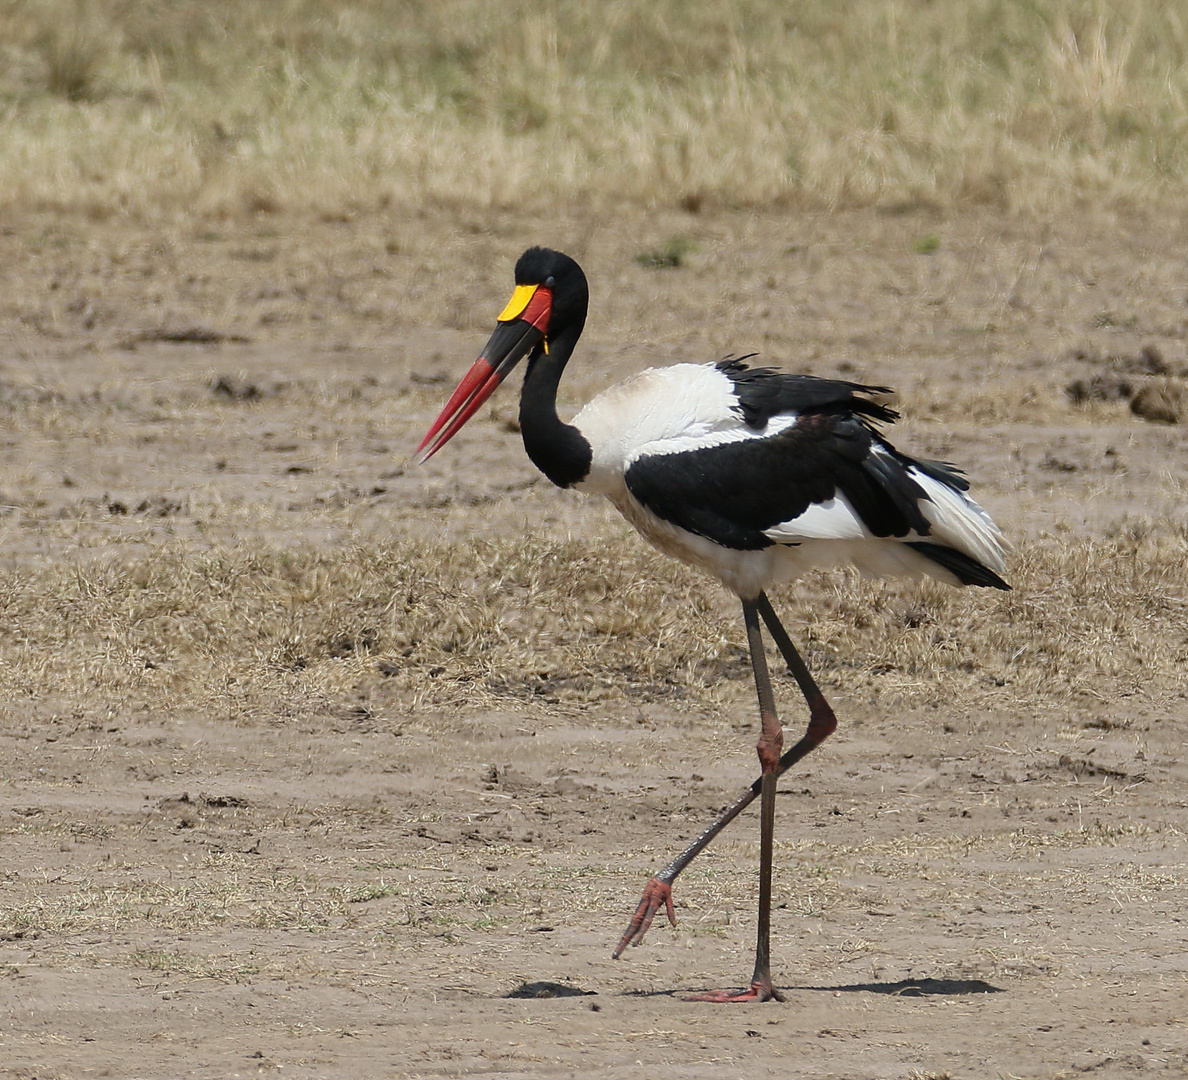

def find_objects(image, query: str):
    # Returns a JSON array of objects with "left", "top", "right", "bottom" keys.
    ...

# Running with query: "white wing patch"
[{"left": 764, "top": 494, "right": 868, "bottom": 542}]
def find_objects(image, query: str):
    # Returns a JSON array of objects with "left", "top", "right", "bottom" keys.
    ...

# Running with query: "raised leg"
[
  {"left": 756, "top": 592, "right": 838, "bottom": 750},
  {"left": 612, "top": 591, "right": 838, "bottom": 958}
]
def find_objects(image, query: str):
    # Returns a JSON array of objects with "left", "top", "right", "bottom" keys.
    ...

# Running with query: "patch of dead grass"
[{"left": 0, "top": 517, "right": 1184, "bottom": 725}]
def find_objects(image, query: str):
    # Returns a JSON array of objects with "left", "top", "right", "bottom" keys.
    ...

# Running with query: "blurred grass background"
[{"left": 1, "top": 0, "right": 1185, "bottom": 220}]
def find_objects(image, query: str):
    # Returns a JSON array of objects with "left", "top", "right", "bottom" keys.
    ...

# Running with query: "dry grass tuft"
[{"left": 39, "top": 8, "right": 112, "bottom": 104}]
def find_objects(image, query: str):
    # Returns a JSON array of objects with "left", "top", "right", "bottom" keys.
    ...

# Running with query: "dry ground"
[{"left": 1, "top": 202, "right": 1187, "bottom": 1079}]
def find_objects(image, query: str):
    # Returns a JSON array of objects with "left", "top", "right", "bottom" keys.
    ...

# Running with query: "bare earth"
[{"left": 1, "top": 203, "right": 1187, "bottom": 1079}]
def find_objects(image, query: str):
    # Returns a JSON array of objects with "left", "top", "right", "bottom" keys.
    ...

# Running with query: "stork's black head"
[
  {"left": 513, "top": 246, "right": 589, "bottom": 337},
  {"left": 416, "top": 247, "right": 588, "bottom": 462}
]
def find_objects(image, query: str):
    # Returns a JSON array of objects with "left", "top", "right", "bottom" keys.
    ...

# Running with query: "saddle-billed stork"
[{"left": 417, "top": 246, "right": 1009, "bottom": 1002}]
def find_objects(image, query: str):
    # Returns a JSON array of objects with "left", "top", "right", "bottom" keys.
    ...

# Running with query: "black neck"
[{"left": 518, "top": 319, "right": 592, "bottom": 489}]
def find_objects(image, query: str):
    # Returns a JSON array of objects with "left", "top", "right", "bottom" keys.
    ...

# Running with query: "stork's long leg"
[{"left": 612, "top": 591, "right": 838, "bottom": 960}]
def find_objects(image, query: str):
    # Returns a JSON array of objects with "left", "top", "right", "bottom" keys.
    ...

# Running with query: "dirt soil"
[{"left": 1, "top": 203, "right": 1187, "bottom": 1079}]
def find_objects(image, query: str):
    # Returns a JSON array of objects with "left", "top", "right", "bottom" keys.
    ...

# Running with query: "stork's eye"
[{"left": 545, "top": 276, "right": 555, "bottom": 288}]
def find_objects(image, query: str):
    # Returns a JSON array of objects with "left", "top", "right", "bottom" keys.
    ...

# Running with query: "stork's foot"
[
  {"left": 611, "top": 876, "right": 675, "bottom": 958},
  {"left": 687, "top": 980, "right": 784, "bottom": 1004}
]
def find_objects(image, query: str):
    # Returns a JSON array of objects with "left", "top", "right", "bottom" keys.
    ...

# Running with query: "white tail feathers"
[{"left": 910, "top": 468, "right": 1010, "bottom": 575}]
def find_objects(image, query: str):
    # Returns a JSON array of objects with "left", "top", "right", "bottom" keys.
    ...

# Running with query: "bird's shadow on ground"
[
  {"left": 621, "top": 977, "right": 1004, "bottom": 1000},
  {"left": 792, "top": 977, "right": 1004, "bottom": 996}
]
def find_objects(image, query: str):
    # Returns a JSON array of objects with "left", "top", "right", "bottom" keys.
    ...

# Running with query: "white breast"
[{"left": 571, "top": 363, "right": 790, "bottom": 496}]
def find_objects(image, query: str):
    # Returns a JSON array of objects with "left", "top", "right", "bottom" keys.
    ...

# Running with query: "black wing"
[
  {"left": 625, "top": 364, "right": 959, "bottom": 552},
  {"left": 715, "top": 357, "right": 897, "bottom": 428}
]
